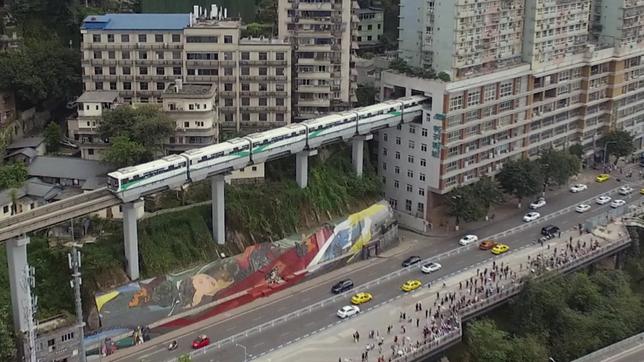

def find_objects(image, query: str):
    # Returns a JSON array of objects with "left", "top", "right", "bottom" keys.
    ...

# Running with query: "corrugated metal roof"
[{"left": 81, "top": 14, "right": 190, "bottom": 31}]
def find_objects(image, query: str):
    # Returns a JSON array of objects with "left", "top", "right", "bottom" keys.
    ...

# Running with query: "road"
[{"left": 111, "top": 173, "right": 643, "bottom": 362}]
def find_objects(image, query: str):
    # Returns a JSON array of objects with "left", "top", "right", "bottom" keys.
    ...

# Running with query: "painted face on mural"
[{"left": 190, "top": 273, "right": 234, "bottom": 307}]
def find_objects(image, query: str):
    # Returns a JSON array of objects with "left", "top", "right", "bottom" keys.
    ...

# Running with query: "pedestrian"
[
  {"left": 558, "top": 231, "right": 561, "bottom": 238},
  {"left": 425, "top": 309, "right": 429, "bottom": 318},
  {"left": 459, "top": 281, "right": 462, "bottom": 290},
  {"left": 416, "top": 318, "right": 420, "bottom": 327},
  {"left": 357, "top": 331, "right": 360, "bottom": 342}
]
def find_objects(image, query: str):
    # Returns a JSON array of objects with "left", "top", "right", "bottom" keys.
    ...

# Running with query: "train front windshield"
[{"left": 107, "top": 176, "right": 120, "bottom": 191}]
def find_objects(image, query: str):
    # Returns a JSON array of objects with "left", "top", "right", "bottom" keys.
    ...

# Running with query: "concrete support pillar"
[
  {"left": 352, "top": 135, "right": 372, "bottom": 177},
  {"left": 211, "top": 175, "right": 226, "bottom": 245},
  {"left": 123, "top": 201, "right": 142, "bottom": 280},
  {"left": 6, "top": 235, "right": 30, "bottom": 332},
  {"left": 296, "top": 151, "right": 309, "bottom": 188}
]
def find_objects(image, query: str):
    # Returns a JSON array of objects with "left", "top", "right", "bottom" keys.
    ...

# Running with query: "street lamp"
[{"left": 236, "top": 343, "right": 247, "bottom": 362}]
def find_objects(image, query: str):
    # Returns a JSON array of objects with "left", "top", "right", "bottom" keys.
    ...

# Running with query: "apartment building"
[
  {"left": 80, "top": 12, "right": 292, "bottom": 133},
  {"left": 381, "top": 0, "right": 644, "bottom": 231},
  {"left": 67, "top": 91, "right": 119, "bottom": 160},
  {"left": 277, "top": 0, "right": 358, "bottom": 120},
  {"left": 356, "top": 7, "right": 384, "bottom": 48}
]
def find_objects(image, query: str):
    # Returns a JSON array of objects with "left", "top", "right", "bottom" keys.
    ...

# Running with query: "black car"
[
  {"left": 541, "top": 225, "right": 560, "bottom": 237},
  {"left": 402, "top": 255, "right": 422, "bottom": 267},
  {"left": 331, "top": 279, "right": 354, "bottom": 294}
]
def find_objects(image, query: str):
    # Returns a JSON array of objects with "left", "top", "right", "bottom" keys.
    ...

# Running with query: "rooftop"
[
  {"left": 0, "top": 178, "right": 63, "bottom": 206},
  {"left": 6, "top": 137, "right": 44, "bottom": 151},
  {"left": 239, "top": 37, "right": 289, "bottom": 45},
  {"left": 163, "top": 82, "right": 216, "bottom": 98},
  {"left": 28, "top": 156, "right": 114, "bottom": 184},
  {"left": 358, "top": 7, "right": 383, "bottom": 15},
  {"left": 76, "top": 91, "right": 119, "bottom": 104},
  {"left": 81, "top": 13, "right": 190, "bottom": 31}
]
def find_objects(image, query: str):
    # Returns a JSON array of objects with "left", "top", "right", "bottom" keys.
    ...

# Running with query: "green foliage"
[
  {"left": 496, "top": 158, "right": 543, "bottom": 203},
  {"left": 0, "top": 163, "right": 28, "bottom": 189},
  {"left": 99, "top": 104, "right": 175, "bottom": 157},
  {"left": 254, "top": 0, "right": 277, "bottom": 26},
  {"left": 465, "top": 319, "right": 513, "bottom": 362},
  {"left": 0, "top": 305, "right": 16, "bottom": 361},
  {"left": 600, "top": 130, "right": 635, "bottom": 163},
  {"left": 389, "top": 58, "right": 437, "bottom": 80},
  {"left": 437, "top": 71, "right": 451, "bottom": 82},
  {"left": 241, "top": 22, "right": 274, "bottom": 38},
  {"left": 0, "top": 39, "right": 81, "bottom": 109},
  {"left": 506, "top": 335, "right": 549, "bottom": 362},
  {"left": 356, "top": 84, "right": 378, "bottom": 106},
  {"left": 568, "top": 143, "right": 584, "bottom": 159},
  {"left": 178, "top": 354, "right": 192, "bottom": 362},
  {"left": 44, "top": 122, "right": 62, "bottom": 153},
  {"left": 27, "top": 237, "right": 74, "bottom": 317},
  {"left": 446, "top": 185, "right": 486, "bottom": 225},
  {"left": 474, "top": 176, "right": 504, "bottom": 212},
  {"left": 103, "top": 136, "right": 149, "bottom": 168},
  {"left": 538, "top": 149, "right": 581, "bottom": 190}
]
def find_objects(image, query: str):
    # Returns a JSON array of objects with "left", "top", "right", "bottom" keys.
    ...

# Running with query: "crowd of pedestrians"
[{"left": 338, "top": 229, "right": 612, "bottom": 362}]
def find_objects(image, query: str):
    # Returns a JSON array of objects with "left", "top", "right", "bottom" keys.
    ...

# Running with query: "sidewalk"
[{"left": 256, "top": 221, "right": 628, "bottom": 362}]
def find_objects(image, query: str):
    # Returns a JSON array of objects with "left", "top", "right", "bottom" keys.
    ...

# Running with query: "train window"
[
  {"left": 201, "top": 156, "right": 208, "bottom": 161},
  {"left": 123, "top": 178, "right": 130, "bottom": 184}
]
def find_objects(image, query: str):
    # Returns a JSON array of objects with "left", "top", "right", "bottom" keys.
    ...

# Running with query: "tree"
[
  {"left": 44, "top": 122, "right": 61, "bottom": 153},
  {"left": 0, "top": 163, "right": 28, "bottom": 189},
  {"left": 538, "top": 149, "right": 581, "bottom": 191},
  {"left": 568, "top": 143, "right": 584, "bottom": 160},
  {"left": 600, "top": 130, "right": 635, "bottom": 164},
  {"left": 99, "top": 104, "right": 175, "bottom": 156},
  {"left": 465, "top": 319, "right": 513, "bottom": 362},
  {"left": 496, "top": 159, "right": 543, "bottom": 207},
  {"left": 446, "top": 185, "right": 486, "bottom": 225},
  {"left": 473, "top": 176, "right": 504, "bottom": 213},
  {"left": 102, "top": 136, "right": 149, "bottom": 169},
  {"left": 0, "top": 306, "right": 16, "bottom": 361},
  {"left": 507, "top": 335, "right": 548, "bottom": 362},
  {"left": 356, "top": 84, "right": 378, "bottom": 106}
]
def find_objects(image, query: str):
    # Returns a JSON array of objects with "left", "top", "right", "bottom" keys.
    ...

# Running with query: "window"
[
  {"left": 408, "top": 140, "right": 415, "bottom": 149},
  {"left": 241, "top": 52, "right": 250, "bottom": 60},
  {"left": 409, "top": 126, "right": 416, "bottom": 134},
  {"left": 156, "top": 82, "right": 165, "bottom": 90},
  {"left": 173, "top": 67, "right": 181, "bottom": 75},
  {"left": 241, "top": 83, "right": 250, "bottom": 91},
  {"left": 383, "top": 148, "right": 387, "bottom": 156},
  {"left": 123, "top": 67, "right": 131, "bottom": 75},
  {"left": 408, "top": 155, "right": 415, "bottom": 164},
  {"left": 389, "top": 198, "right": 398, "bottom": 210},
  {"left": 467, "top": 90, "right": 480, "bottom": 107},
  {"left": 259, "top": 52, "right": 267, "bottom": 60},
  {"left": 107, "top": 34, "right": 114, "bottom": 43},
  {"left": 383, "top": 133, "right": 388, "bottom": 141},
  {"left": 155, "top": 34, "right": 163, "bottom": 42},
  {"left": 449, "top": 95, "right": 463, "bottom": 111},
  {"left": 394, "top": 180, "right": 399, "bottom": 188},
  {"left": 172, "top": 34, "right": 181, "bottom": 42},
  {"left": 138, "top": 51, "right": 147, "bottom": 59},
  {"left": 420, "top": 158, "right": 426, "bottom": 167},
  {"left": 109, "top": 66, "right": 116, "bottom": 75},
  {"left": 93, "top": 51, "right": 101, "bottom": 59},
  {"left": 259, "top": 113, "right": 267, "bottom": 121},
  {"left": 406, "top": 184, "right": 413, "bottom": 192},
  {"left": 276, "top": 98, "right": 284, "bottom": 106},
  {"left": 224, "top": 35, "right": 233, "bottom": 43},
  {"left": 123, "top": 82, "right": 131, "bottom": 90},
  {"left": 92, "top": 34, "right": 101, "bottom": 42},
  {"left": 419, "top": 173, "right": 426, "bottom": 181},
  {"left": 394, "top": 166, "right": 400, "bottom": 174},
  {"left": 499, "top": 81, "right": 513, "bottom": 97},
  {"left": 186, "top": 36, "right": 218, "bottom": 43},
  {"left": 394, "top": 151, "right": 400, "bottom": 159},
  {"left": 499, "top": 100, "right": 513, "bottom": 112},
  {"left": 419, "top": 188, "right": 425, "bottom": 196},
  {"left": 139, "top": 67, "right": 148, "bottom": 75},
  {"left": 259, "top": 67, "right": 268, "bottom": 76},
  {"left": 259, "top": 98, "right": 267, "bottom": 106},
  {"left": 121, "top": 34, "right": 129, "bottom": 42},
  {"left": 484, "top": 84, "right": 496, "bottom": 102},
  {"left": 417, "top": 202, "right": 424, "bottom": 214},
  {"left": 421, "top": 143, "right": 427, "bottom": 152},
  {"left": 407, "top": 169, "right": 414, "bottom": 178},
  {"left": 276, "top": 113, "right": 284, "bottom": 122},
  {"left": 395, "top": 137, "right": 401, "bottom": 145},
  {"left": 276, "top": 52, "right": 285, "bottom": 61},
  {"left": 242, "top": 113, "right": 250, "bottom": 121},
  {"left": 95, "top": 82, "right": 103, "bottom": 90},
  {"left": 224, "top": 52, "right": 233, "bottom": 60},
  {"left": 224, "top": 67, "right": 233, "bottom": 75},
  {"left": 242, "top": 98, "right": 250, "bottom": 106},
  {"left": 110, "top": 82, "right": 117, "bottom": 90},
  {"left": 138, "top": 34, "right": 147, "bottom": 43},
  {"left": 224, "top": 83, "right": 233, "bottom": 91},
  {"left": 94, "top": 67, "right": 102, "bottom": 75},
  {"left": 3, "top": 205, "right": 8, "bottom": 213},
  {"left": 139, "top": 82, "right": 148, "bottom": 90},
  {"left": 405, "top": 200, "right": 412, "bottom": 212},
  {"left": 156, "top": 67, "right": 165, "bottom": 75},
  {"left": 156, "top": 51, "right": 164, "bottom": 60},
  {"left": 276, "top": 67, "right": 285, "bottom": 76}
]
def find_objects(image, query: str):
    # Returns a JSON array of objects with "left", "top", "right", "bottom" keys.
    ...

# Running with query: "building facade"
[
  {"left": 356, "top": 7, "right": 384, "bottom": 48},
  {"left": 382, "top": 0, "right": 644, "bottom": 231},
  {"left": 80, "top": 12, "right": 292, "bottom": 134},
  {"left": 67, "top": 91, "right": 119, "bottom": 160},
  {"left": 277, "top": 0, "right": 358, "bottom": 120}
]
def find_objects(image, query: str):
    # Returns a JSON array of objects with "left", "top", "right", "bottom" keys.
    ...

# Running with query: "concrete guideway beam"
[
  {"left": 351, "top": 134, "right": 372, "bottom": 177},
  {"left": 211, "top": 175, "right": 226, "bottom": 245},
  {"left": 295, "top": 150, "right": 318, "bottom": 189},
  {"left": 6, "top": 235, "right": 30, "bottom": 333},
  {"left": 123, "top": 200, "right": 143, "bottom": 280}
]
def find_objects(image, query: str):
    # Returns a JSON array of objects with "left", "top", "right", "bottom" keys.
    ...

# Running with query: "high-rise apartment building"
[
  {"left": 382, "top": 0, "right": 644, "bottom": 231},
  {"left": 277, "top": 0, "right": 358, "bottom": 120},
  {"left": 80, "top": 12, "right": 292, "bottom": 134}
]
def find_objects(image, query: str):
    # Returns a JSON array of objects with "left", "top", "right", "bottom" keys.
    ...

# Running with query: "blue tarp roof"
[{"left": 81, "top": 14, "right": 190, "bottom": 31}]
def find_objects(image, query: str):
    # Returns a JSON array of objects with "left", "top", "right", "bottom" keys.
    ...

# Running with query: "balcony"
[
  {"left": 296, "top": 98, "right": 330, "bottom": 108},
  {"left": 186, "top": 60, "right": 219, "bottom": 66}
]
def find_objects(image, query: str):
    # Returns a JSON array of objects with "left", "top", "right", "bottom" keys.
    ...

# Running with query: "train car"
[
  {"left": 244, "top": 124, "right": 307, "bottom": 164},
  {"left": 107, "top": 154, "right": 188, "bottom": 202},
  {"left": 355, "top": 100, "right": 403, "bottom": 135},
  {"left": 399, "top": 95, "right": 426, "bottom": 123},
  {"left": 302, "top": 111, "right": 358, "bottom": 149},
  {"left": 182, "top": 138, "right": 252, "bottom": 182}
]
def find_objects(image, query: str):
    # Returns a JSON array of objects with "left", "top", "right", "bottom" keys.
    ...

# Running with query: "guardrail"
[
  {"left": 572, "top": 331, "right": 644, "bottom": 362},
  {"left": 165, "top": 189, "right": 641, "bottom": 362},
  {"left": 389, "top": 328, "right": 462, "bottom": 362}
]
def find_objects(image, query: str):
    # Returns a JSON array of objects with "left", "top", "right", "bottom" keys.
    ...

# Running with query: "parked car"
[
  {"left": 192, "top": 335, "right": 210, "bottom": 349},
  {"left": 421, "top": 262, "right": 442, "bottom": 274},
  {"left": 610, "top": 199, "right": 626, "bottom": 208},
  {"left": 619, "top": 185, "right": 633, "bottom": 195},
  {"left": 570, "top": 184, "right": 588, "bottom": 192},
  {"left": 523, "top": 212, "right": 541, "bottom": 222},
  {"left": 337, "top": 305, "right": 360, "bottom": 319},
  {"left": 331, "top": 279, "right": 354, "bottom": 294},
  {"left": 459, "top": 234, "right": 479, "bottom": 246},
  {"left": 596, "top": 195, "right": 612, "bottom": 205},
  {"left": 541, "top": 225, "right": 560, "bottom": 237},
  {"left": 575, "top": 204, "right": 591, "bottom": 213},
  {"left": 529, "top": 197, "right": 547, "bottom": 210},
  {"left": 479, "top": 240, "right": 497, "bottom": 250},
  {"left": 402, "top": 255, "right": 422, "bottom": 267}
]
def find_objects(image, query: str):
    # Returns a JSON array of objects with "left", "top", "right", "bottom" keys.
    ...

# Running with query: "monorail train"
[{"left": 107, "top": 95, "right": 427, "bottom": 202}]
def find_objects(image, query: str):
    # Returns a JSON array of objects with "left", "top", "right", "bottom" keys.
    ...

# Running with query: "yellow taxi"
[
  {"left": 595, "top": 174, "right": 610, "bottom": 183},
  {"left": 491, "top": 243, "right": 510, "bottom": 255},
  {"left": 640, "top": 188, "right": 644, "bottom": 195},
  {"left": 401, "top": 280, "right": 422, "bottom": 292},
  {"left": 351, "top": 292, "right": 373, "bottom": 305}
]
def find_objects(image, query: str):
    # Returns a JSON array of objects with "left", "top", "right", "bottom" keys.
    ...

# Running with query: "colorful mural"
[{"left": 94, "top": 201, "right": 393, "bottom": 330}]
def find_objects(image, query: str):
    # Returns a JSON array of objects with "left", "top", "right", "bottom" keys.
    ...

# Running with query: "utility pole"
[
  {"left": 68, "top": 219, "right": 87, "bottom": 362},
  {"left": 22, "top": 264, "right": 37, "bottom": 362}
]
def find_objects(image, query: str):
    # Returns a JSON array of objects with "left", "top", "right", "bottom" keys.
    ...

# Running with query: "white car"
[
  {"left": 459, "top": 234, "right": 479, "bottom": 246},
  {"left": 337, "top": 305, "right": 360, "bottom": 319},
  {"left": 421, "top": 262, "right": 442, "bottom": 274},
  {"left": 610, "top": 199, "right": 626, "bottom": 208},
  {"left": 529, "top": 197, "right": 547, "bottom": 210},
  {"left": 619, "top": 186, "right": 633, "bottom": 195},
  {"left": 596, "top": 195, "right": 612, "bottom": 205},
  {"left": 523, "top": 212, "right": 541, "bottom": 222},
  {"left": 570, "top": 184, "right": 588, "bottom": 193},
  {"left": 575, "top": 204, "right": 591, "bottom": 213}
]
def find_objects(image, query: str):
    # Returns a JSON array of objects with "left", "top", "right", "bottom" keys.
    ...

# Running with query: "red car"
[{"left": 192, "top": 335, "right": 210, "bottom": 349}]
